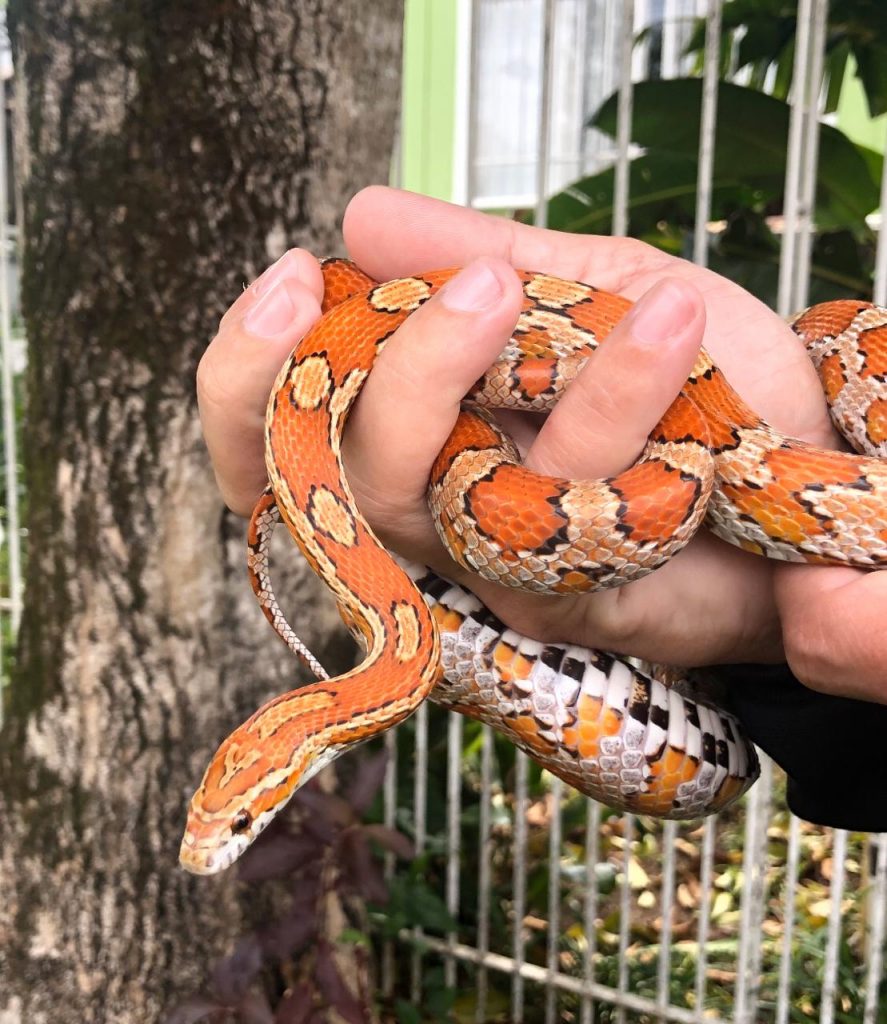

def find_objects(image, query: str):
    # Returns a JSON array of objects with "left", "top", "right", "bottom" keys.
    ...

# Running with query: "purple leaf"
[
  {"left": 210, "top": 936, "right": 264, "bottom": 1005},
  {"left": 315, "top": 942, "right": 369, "bottom": 1024},
  {"left": 238, "top": 833, "right": 321, "bottom": 883},
  {"left": 360, "top": 824, "right": 415, "bottom": 860},
  {"left": 339, "top": 830, "right": 388, "bottom": 905},
  {"left": 162, "top": 994, "right": 224, "bottom": 1024},
  {"left": 274, "top": 983, "right": 314, "bottom": 1024},
  {"left": 256, "top": 901, "right": 317, "bottom": 960},
  {"left": 295, "top": 786, "right": 355, "bottom": 830},
  {"left": 346, "top": 752, "right": 388, "bottom": 815},
  {"left": 237, "top": 991, "right": 275, "bottom": 1024}
]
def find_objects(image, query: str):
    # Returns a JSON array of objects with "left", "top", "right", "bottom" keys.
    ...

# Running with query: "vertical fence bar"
[
  {"left": 445, "top": 712, "right": 464, "bottom": 988},
  {"left": 612, "top": 0, "right": 636, "bottom": 237},
  {"left": 775, "top": 814, "right": 801, "bottom": 1024},
  {"left": 659, "top": 0, "right": 681, "bottom": 79},
  {"left": 863, "top": 833, "right": 887, "bottom": 1023},
  {"left": 734, "top": 786, "right": 762, "bottom": 1024},
  {"left": 734, "top": 757, "right": 773, "bottom": 1024},
  {"left": 533, "top": 0, "right": 556, "bottom": 229},
  {"left": 452, "top": 0, "right": 477, "bottom": 207},
  {"left": 544, "top": 777, "right": 564, "bottom": 1024},
  {"left": 694, "top": 816, "right": 717, "bottom": 1017},
  {"left": 601, "top": 0, "right": 619, "bottom": 113},
  {"left": 874, "top": 153, "right": 887, "bottom": 307},
  {"left": 656, "top": 820, "right": 678, "bottom": 1020},
  {"left": 748, "top": 761, "right": 774, "bottom": 1012},
  {"left": 776, "top": 0, "right": 814, "bottom": 317},
  {"left": 0, "top": 74, "right": 22, "bottom": 655},
  {"left": 537, "top": 9, "right": 558, "bottom": 1007},
  {"left": 563, "top": 0, "right": 587, "bottom": 189},
  {"left": 692, "top": 0, "right": 722, "bottom": 267},
  {"left": 475, "top": 725, "right": 494, "bottom": 1023},
  {"left": 409, "top": 705, "right": 429, "bottom": 999},
  {"left": 865, "top": 85, "right": 887, "bottom": 1017},
  {"left": 381, "top": 728, "right": 398, "bottom": 996},
  {"left": 819, "top": 829, "right": 848, "bottom": 1024},
  {"left": 631, "top": 0, "right": 650, "bottom": 82},
  {"left": 446, "top": 0, "right": 481, "bottom": 991},
  {"left": 580, "top": 799, "right": 602, "bottom": 1024},
  {"left": 792, "top": 0, "right": 829, "bottom": 310},
  {"left": 511, "top": 750, "right": 529, "bottom": 1022},
  {"left": 579, "top": 0, "right": 601, "bottom": 176},
  {"left": 409, "top": 701, "right": 429, "bottom": 1000},
  {"left": 615, "top": 814, "right": 636, "bottom": 1024}
]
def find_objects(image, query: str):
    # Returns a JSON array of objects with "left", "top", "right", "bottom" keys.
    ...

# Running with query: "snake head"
[{"left": 179, "top": 695, "right": 345, "bottom": 875}]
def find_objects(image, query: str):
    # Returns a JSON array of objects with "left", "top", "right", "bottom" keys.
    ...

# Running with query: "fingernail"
[
  {"left": 440, "top": 261, "right": 503, "bottom": 312},
  {"left": 254, "top": 250, "right": 301, "bottom": 298},
  {"left": 243, "top": 280, "right": 296, "bottom": 337},
  {"left": 629, "top": 280, "right": 698, "bottom": 345}
]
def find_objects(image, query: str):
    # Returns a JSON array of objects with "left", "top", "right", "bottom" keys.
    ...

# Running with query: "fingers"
[
  {"left": 775, "top": 564, "right": 887, "bottom": 701},
  {"left": 343, "top": 187, "right": 835, "bottom": 447},
  {"left": 339, "top": 254, "right": 780, "bottom": 668},
  {"left": 197, "top": 249, "right": 325, "bottom": 515},
  {"left": 343, "top": 185, "right": 666, "bottom": 294},
  {"left": 343, "top": 258, "right": 525, "bottom": 561},
  {"left": 525, "top": 278, "right": 705, "bottom": 478}
]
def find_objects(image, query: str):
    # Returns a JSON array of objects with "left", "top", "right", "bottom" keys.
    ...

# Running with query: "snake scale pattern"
[{"left": 180, "top": 260, "right": 886, "bottom": 874}]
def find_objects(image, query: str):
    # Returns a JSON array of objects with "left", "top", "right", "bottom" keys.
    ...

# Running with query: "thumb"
[
  {"left": 197, "top": 249, "right": 325, "bottom": 515},
  {"left": 526, "top": 278, "right": 706, "bottom": 478}
]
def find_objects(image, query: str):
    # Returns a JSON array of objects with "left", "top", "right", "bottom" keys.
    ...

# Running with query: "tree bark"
[{"left": 0, "top": 2, "right": 402, "bottom": 1021}]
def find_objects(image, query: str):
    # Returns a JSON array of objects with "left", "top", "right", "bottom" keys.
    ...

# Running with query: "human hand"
[
  {"left": 197, "top": 185, "right": 849, "bottom": 677},
  {"left": 775, "top": 566, "right": 886, "bottom": 701}
]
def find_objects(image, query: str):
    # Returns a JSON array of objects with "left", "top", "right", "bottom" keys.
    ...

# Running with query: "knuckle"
[
  {"left": 584, "top": 236, "right": 669, "bottom": 291},
  {"left": 373, "top": 341, "right": 436, "bottom": 402},
  {"left": 782, "top": 617, "right": 839, "bottom": 694},
  {"left": 375, "top": 301, "right": 472, "bottom": 400},
  {"left": 574, "top": 370, "right": 632, "bottom": 435},
  {"left": 529, "top": 586, "right": 644, "bottom": 652},
  {"left": 196, "top": 346, "right": 237, "bottom": 413},
  {"left": 618, "top": 237, "right": 669, "bottom": 279},
  {"left": 593, "top": 587, "right": 647, "bottom": 650}
]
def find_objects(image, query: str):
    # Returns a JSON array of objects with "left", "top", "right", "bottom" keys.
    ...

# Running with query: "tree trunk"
[{"left": 0, "top": 3, "right": 402, "bottom": 1021}]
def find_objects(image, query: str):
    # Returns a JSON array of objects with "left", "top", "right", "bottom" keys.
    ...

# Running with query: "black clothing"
[{"left": 719, "top": 664, "right": 887, "bottom": 833}]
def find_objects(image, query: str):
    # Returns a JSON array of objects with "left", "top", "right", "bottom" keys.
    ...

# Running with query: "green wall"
[
  {"left": 836, "top": 57, "right": 886, "bottom": 153},
  {"left": 401, "top": 0, "right": 460, "bottom": 200}
]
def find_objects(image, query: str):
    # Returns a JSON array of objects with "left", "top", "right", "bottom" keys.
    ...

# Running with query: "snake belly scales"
[{"left": 180, "top": 259, "right": 887, "bottom": 874}]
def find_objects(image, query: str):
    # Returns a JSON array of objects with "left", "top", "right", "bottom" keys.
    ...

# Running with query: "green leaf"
[
  {"left": 824, "top": 39, "right": 851, "bottom": 114},
  {"left": 544, "top": 149, "right": 774, "bottom": 236},
  {"left": 590, "top": 79, "right": 882, "bottom": 229},
  {"left": 394, "top": 1001, "right": 423, "bottom": 1024},
  {"left": 736, "top": 17, "right": 794, "bottom": 74},
  {"left": 855, "top": 42, "right": 887, "bottom": 118},
  {"left": 383, "top": 874, "right": 458, "bottom": 936}
]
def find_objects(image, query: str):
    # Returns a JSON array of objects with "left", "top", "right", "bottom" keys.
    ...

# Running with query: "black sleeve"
[{"left": 717, "top": 664, "right": 887, "bottom": 833}]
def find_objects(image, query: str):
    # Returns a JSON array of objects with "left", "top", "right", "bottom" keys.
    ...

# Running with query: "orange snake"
[{"left": 180, "top": 259, "right": 887, "bottom": 874}]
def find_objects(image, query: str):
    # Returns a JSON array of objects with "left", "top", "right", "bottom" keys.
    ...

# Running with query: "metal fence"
[
  {"left": 379, "top": 1, "right": 887, "bottom": 1022},
  {"left": 1, "top": 2, "right": 885, "bottom": 1022}
]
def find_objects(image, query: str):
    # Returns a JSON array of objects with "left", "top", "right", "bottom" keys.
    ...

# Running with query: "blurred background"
[{"left": 0, "top": 2, "right": 885, "bottom": 1022}]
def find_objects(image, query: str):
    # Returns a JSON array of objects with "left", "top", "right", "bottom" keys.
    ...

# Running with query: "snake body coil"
[{"left": 180, "top": 261, "right": 886, "bottom": 875}]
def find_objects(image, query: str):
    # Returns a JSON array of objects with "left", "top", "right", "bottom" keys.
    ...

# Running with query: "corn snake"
[{"left": 180, "top": 259, "right": 887, "bottom": 874}]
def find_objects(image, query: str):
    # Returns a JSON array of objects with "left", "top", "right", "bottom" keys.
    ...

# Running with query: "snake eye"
[{"left": 231, "top": 810, "right": 252, "bottom": 835}]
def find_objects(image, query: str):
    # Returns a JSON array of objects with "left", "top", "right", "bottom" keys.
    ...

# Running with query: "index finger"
[
  {"left": 343, "top": 187, "right": 837, "bottom": 447},
  {"left": 343, "top": 185, "right": 666, "bottom": 294}
]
